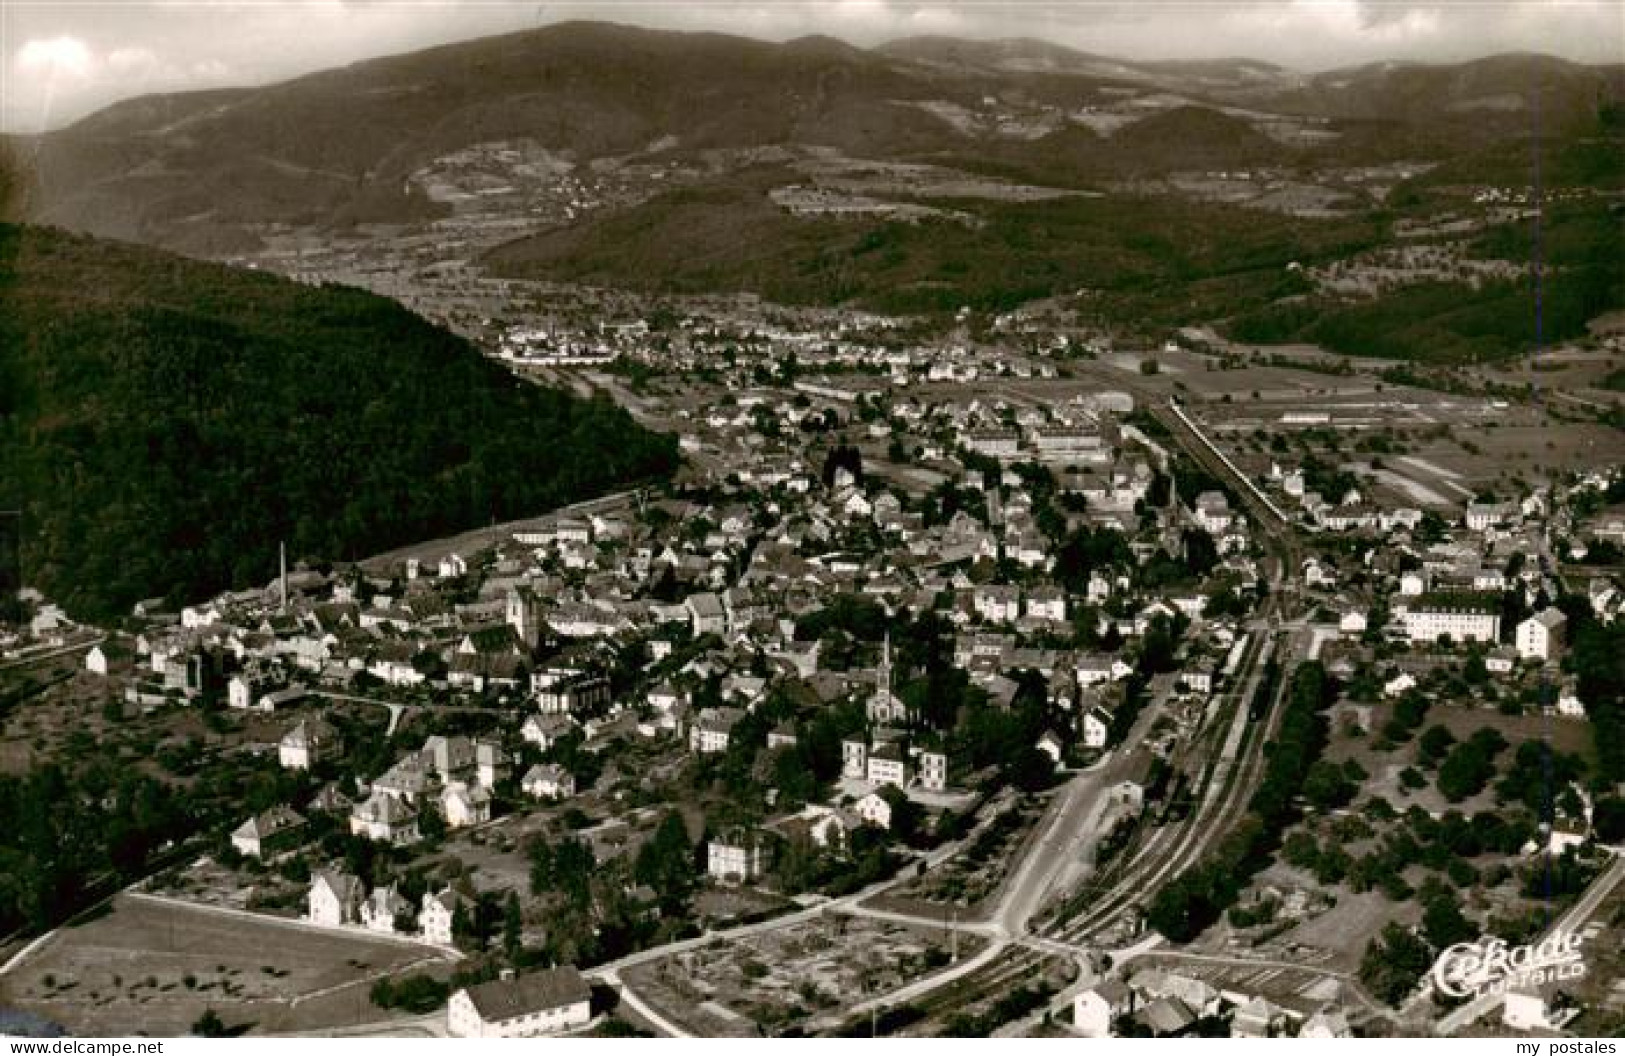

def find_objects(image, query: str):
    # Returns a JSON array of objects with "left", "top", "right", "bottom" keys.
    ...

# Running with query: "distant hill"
[
  {"left": 25, "top": 21, "right": 1622, "bottom": 253},
  {"left": 1280, "top": 53, "right": 1624, "bottom": 125},
  {"left": 0, "top": 224, "right": 678, "bottom": 619},
  {"left": 26, "top": 21, "right": 972, "bottom": 252},
  {"left": 485, "top": 166, "right": 1386, "bottom": 317},
  {"left": 878, "top": 36, "right": 1293, "bottom": 91}
]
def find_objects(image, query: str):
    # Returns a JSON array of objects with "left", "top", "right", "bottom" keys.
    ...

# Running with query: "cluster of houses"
[
  {"left": 1280, "top": 470, "right": 1625, "bottom": 725},
  {"left": 1072, "top": 967, "right": 1354, "bottom": 1039},
  {"left": 308, "top": 864, "right": 593, "bottom": 1037},
  {"left": 35, "top": 298, "right": 1620, "bottom": 1040},
  {"left": 305, "top": 868, "right": 468, "bottom": 945},
  {"left": 75, "top": 363, "right": 1288, "bottom": 913}
]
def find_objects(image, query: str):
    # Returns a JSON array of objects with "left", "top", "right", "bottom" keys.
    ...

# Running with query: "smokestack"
[{"left": 280, "top": 542, "right": 288, "bottom": 612}]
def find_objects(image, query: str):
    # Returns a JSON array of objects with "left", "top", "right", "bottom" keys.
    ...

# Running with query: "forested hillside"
[{"left": 0, "top": 224, "right": 678, "bottom": 619}]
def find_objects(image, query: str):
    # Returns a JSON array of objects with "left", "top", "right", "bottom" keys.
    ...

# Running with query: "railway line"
[
  {"left": 599, "top": 382, "right": 1319, "bottom": 1037},
  {"left": 838, "top": 395, "right": 1316, "bottom": 1033}
]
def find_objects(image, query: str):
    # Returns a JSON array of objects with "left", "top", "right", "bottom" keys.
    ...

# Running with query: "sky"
[{"left": 3, "top": 1, "right": 1622, "bottom": 133}]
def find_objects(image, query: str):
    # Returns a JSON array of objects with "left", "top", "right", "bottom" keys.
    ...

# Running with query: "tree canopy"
[{"left": 0, "top": 224, "right": 678, "bottom": 618}]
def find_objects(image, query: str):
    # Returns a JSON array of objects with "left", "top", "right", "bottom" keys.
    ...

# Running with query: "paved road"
[
  {"left": 125, "top": 891, "right": 464, "bottom": 958},
  {"left": 314, "top": 690, "right": 519, "bottom": 735},
  {"left": 358, "top": 487, "right": 641, "bottom": 574},
  {"left": 839, "top": 699, "right": 1175, "bottom": 1021},
  {"left": 0, "top": 632, "right": 104, "bottom": 671},
  {"left": 598, "top": 968, "right": 694, "bottom": 1038},
  {"left": 587, "top": 821, "right": 993, "bottom": 1034}
]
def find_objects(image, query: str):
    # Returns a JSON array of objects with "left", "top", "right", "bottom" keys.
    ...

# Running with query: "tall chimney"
[{"left": 280, "top": 542, "right": 288, "bottom": 612}]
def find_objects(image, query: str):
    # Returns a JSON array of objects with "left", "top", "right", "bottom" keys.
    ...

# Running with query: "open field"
[
  {"left": 1327, "top": 703, "right": 1593, "bottom": 816},
  {"left": 0, "top": 895, "right": 455, "bottom": 1037},
  {"left": 1273, "top": 887, "right": 1416, "bottom": 971}
]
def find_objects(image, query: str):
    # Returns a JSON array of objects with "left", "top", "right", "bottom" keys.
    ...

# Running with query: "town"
[
  {"left": 2, "top": 301, "right": 1622, "bottom": 1039},
  {"left": 3, "top": 8, "right": 1624, "bottom": 1042}
]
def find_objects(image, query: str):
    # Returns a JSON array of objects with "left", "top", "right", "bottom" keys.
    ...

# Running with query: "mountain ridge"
[{"left": 21, "top": 21, "right": 1620, "bottom": 254}]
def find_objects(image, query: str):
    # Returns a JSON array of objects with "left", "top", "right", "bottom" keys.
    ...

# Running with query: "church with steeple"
[{"left": 866, "top": 632, "right": 909, "bottom": 724}]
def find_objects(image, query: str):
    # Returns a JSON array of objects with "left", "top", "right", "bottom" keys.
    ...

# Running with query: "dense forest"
[
  {"left": 1224, "top": 132, "right": 1624, "bottom": 365},
  {"left": 0, "top": 224, "right": 678, "bottom": 619}
]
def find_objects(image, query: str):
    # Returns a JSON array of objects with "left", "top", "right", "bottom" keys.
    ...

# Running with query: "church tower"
[{"left": 506, "top": 586, "right": 540, "bottom": 651}]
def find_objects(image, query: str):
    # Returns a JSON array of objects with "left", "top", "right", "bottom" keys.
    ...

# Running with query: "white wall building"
[
  {"left": 447, "top": 968, "right": 592, "bottom": 1039},
  {"left": 1515, "top": 609, "right": 1566, "bottom": 662},
  {"left": 1402, "top": 601, "right": 1501, "bottom": 645}
]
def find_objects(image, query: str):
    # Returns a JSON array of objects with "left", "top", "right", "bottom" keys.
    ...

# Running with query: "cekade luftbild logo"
[{"left": 1431, "top": 931, "right": 1588, "bottom": 999}]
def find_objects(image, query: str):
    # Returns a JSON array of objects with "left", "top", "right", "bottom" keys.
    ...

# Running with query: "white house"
[
  {"left": 973, "top": 585, "right": 1021, "bottom": 623},
  {"left": 865, "top": 742, "right": 908, "bottom": 789},
  {"left": 1485, "top": 646, "right": 1518, "bottom": 675},
  {"left": 230, "top": 805, "right": 305, "bottom": 859},
  {"left": 1073, "top": 980, "right": 1135, "bottom": 1038},
  {"left": 707, "top": 830, "right": 770, "bottom": 884},
  {"left": 645, "top": 681, "right": 684, "bottom": 713},
  {"left": 419, "top": 887, "right": 468, "bottom": 946},
  {"left": 447, "top": 968, "right": 592, "bottom": 1039},
  {"left": 1193, "top": 492, "right": 1232, "bottom": 534},
  {"left": 1515, "top": 609, "right": 1566, "bottom": 663},
  {"left": 521, "top": 763, "right": 576, "bottom": 801},
  {"left": 1077, "top": 654, "right": 1132, "bottom": 685},
  {"left": 521, "top": 714, "right": 576, "bottom": 751},
  {"left": 854, "top": 791, "right": 894, "bottom": 830},
  {"left": 85, "top": 641, "right": 131, "bottom": 677},
  {"left": 1025, "top": 586, "right": 1067, "bottom": 623},
  {"left": 1082, "top": 707, "right": 1112, "bottom": 749},
  {"left": 1402, "top": 600, "right": 1500, "bottom": 644},
  {"left": 1556, "top": 683, "right": 1586, "bottom": 718},
  {"left": 279, "top": 717, "right": 342, "bottom": 770},
  {"left": 350, "top": 791, "right": 420, "bottom": 845},
  {"left": 690, "top": 707, "right": 744, "bottom": 754},
  {"left": 1465, "top": 502, "right": 1511, "bottom": 532},
  {"left": 685, "top": 592, "right": 727, "bottom": 636},
  {"left": 918, "top": 749, "right": 948, "bottom": 792},
  {"left": 1232, "top": 995, "right": 1292, "bottom": 1039},
  {"left": 441, "top": 782, "right": 492, "bottom": 829},
  {"left": 475, "top": 740, "right": 509, "bottom": 789},
  {"left": 307, "top": 870, "right": 364, "bottom": 928},
  {"left": 841, "top": 737, "right": 868, "bottom": 779},
  {"left": 361, "top": 884, "right": 412, "bottom": 934},
  {"left": 227, "top": 674, "right": 266, "bottom": 711}
]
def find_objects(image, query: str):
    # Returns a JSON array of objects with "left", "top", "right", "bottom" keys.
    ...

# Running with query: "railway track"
[
  {"left": 1052, "top": 634, "right": 1292, "bottom": 947},
  {"left": 825, "top": 389, "right": 1316, "bottom": 1035}
]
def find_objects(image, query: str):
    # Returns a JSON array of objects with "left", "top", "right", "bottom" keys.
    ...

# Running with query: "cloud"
[
  {"left": 106, "top": 46, "right": 160, "bottom": 77},
  {"left": 17, "top": 36, "right": 95, "bottom": 80},
  {"left": 2, "top": 1, "right": 1621, "bottom": 133}
]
